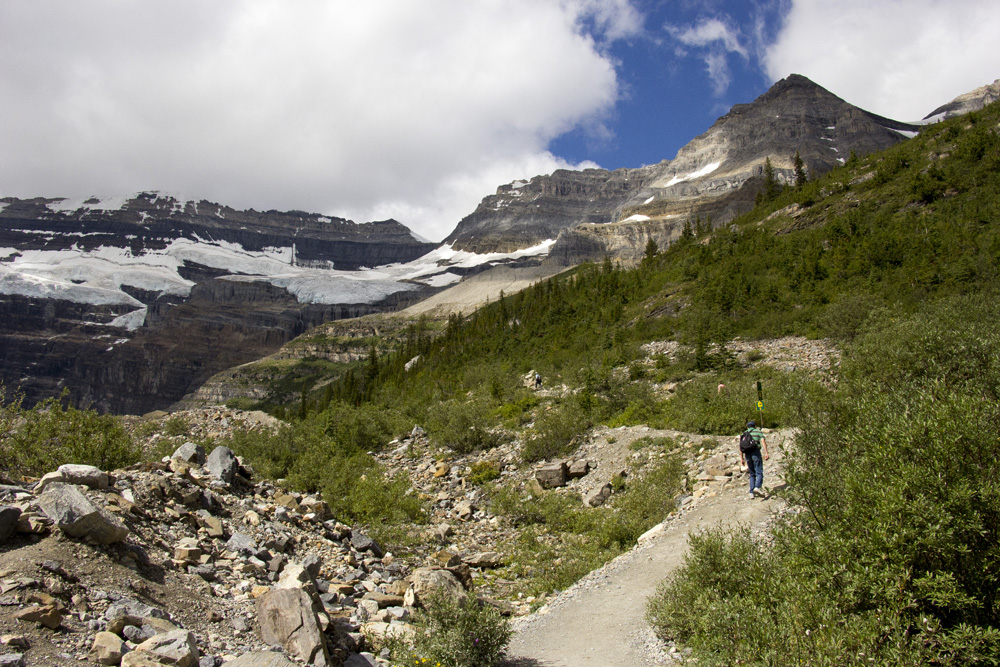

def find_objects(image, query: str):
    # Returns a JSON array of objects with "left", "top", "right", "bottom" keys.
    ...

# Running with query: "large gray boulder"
[
  {"left": 127, "top": 630, "right": 199, "bottom": 667},
  {"left": 171, "top": 442, "right": 206, "bottom": 466},
  {"left": 206, "top": 447, "right": 238, "bottom": 484},
  {"left": 37, "top": 483, "right": 129, "bottom": 544},
  {"left": 222, "top": 653, "right": 299, "bottom": 667},
  {"left": 535, "top": 462, "right": 568, "bottom": 489},
  {"left": 256, "top": 588, "right": 329, "bottom": 666},
  {"left": 407, "top": 567, "right": 468, "bottom": 607}
]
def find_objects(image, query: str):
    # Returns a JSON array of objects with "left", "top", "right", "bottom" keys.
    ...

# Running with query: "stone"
[
  {"left": 343, "top": 653, "right": 379, "bottom": 667},
  {"left": 534, "top": 462, "right": 568, "bottom": 489},
  {"left": 350, "top": 532, "right": 383, "bottom": 558},
  {"left": 226, "top": 532, "right": 258, "bottom": 557},
  {"left": 432, "top": 463, "right": 451, "bottom": 478},
  {"left": 131, "top": 630, "right": 199, "bottom": 667},
  {"left": 363, "top": 592, "right": 404, "bottom": 608},
  {"left": 106, "top": 598, "right": 168, "bottom": 623},
  {"left": 256, "top": 588, "right": 329, "bottom": 666},
  {"left": 13, "top": 604, "right": 64, "bottom": 629},
  {"left": 205, "top": 447, "right": 237, "bottom": 485},
  {"left": 274, "top": 562, "right": 314, "bottom": 591},
  {"left": 454, "top": 500, "right": 474, "bottom": 520},
  {"left": 124, "top": 623, "right": 158, "bottom": 643},
  {"left": 195, "top": 511, "right": 225, "bottom": 538},
  {"left": 172, "top": 443, "right": 206, "bottom": 466},
  {"left": 121, "top": 652, "right": 177, "bottom": 666},
  {"left": 56, "top": 464, "right": 110, "bottom": 489},
  {"left": 37, "top": 483, "right": 129, "bottom": 544},
  {"left": 273, "top": 493, "right": 301, "bottom": 513},
  {"left": 0, "top": 506, "right": 21, "bottom": 542},
  {"left": 463, "top": 551, "right": 503, "bottom": 568},
  {"left": 298, "top": 497, "right": 329, "bottom": 520},
  {"left": 585, "top": 483, "right": 613, "bottom": 508},
  {"left": 567, "top": 460, "right": 591, "bottom": 478},
  {"left": 222, "top": 653, "right": 299, "bottom": 667},
  {"left": 408, "top": 567, "right": 467, "bottom": 607},
  {"left": 0, "top": 654, "right": 24, "bottom": 667},
  {"left": 433, "top": 550, "right": 462, "bottom": 568}
]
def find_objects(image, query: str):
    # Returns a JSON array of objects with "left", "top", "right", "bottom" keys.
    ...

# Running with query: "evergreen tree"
[
  {"left": 644, "top": 237, "right": 660, "bottom": 260},
  {"left": 793, "top": 151, "right": 807, "bottom": 187},
  {"left": 762, "top": 157, "right": 782, "bottom": 202}
]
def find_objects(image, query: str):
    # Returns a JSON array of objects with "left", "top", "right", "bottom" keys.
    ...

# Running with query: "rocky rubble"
[{"left": 0, "top": 442, "right": 490, "bottom": 667}]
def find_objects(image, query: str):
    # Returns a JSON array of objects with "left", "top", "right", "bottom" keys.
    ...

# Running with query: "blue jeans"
[{"left": 746, "top": 449, "right": 763, "bottom": 491}]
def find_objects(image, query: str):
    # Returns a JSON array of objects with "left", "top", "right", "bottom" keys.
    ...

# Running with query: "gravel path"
[{"left": 504, "top": 431, "right": 790, "bottom": 667}]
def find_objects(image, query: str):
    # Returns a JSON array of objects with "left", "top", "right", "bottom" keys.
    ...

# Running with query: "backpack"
[{"left": 739, "top": 429, "right": 759, "bottom": 453}]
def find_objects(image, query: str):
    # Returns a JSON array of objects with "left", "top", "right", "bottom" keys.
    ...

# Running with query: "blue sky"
[{"left": 1, "top": 1, "right": 998, "bottom": 242}]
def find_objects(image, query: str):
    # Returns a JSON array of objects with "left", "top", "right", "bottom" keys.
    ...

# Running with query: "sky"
[{"left": 1, "top": 1, "right": 998, "bottom": 243}]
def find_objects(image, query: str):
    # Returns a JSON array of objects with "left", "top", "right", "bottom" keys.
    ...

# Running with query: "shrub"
[
  {"left": 521, "top": 400, "right": 589, "bottom": 462},
  {"left": 396, "top": 592, "right": 512, "bottom": 667},
  {"left": 428, "top": 397, "right": 501, "bottom": 454},
  {"left": 0, "top": 393, "right": 140, "bottom": 477},
  {"left": 468, "top": 460, "right": 501, "bottom": 486}
]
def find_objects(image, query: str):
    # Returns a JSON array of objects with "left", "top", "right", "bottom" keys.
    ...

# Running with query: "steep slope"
[
  {"left": 923, "top": 77, "right": 1000, "bottom": 121},
  {"left": 448, "top": 74, "right": 920, "bottom": 264}
]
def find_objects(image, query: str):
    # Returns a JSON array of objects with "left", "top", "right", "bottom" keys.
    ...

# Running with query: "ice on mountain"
[{"left": 665, "top": 161, "right": 721, "bottom": 187}]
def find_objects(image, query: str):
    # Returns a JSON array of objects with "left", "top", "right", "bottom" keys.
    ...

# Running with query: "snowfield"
[{"left": 0, "top": 235, "right": 556, "bottom": 311}]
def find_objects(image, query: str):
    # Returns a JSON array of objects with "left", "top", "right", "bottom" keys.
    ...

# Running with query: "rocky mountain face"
[
  {"left": 923, "top": 78, "right": 1000, "bottom": 121},
  {"left": 0, "top": 194, "right": 436, "bottom": 413},
  {"left": 448, "top": 74, "right": 923, "bottom": 264}
]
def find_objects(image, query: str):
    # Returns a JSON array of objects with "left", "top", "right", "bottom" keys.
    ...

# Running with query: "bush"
[
  {"left": 646, "top": 293, "right": 1000, "bottom": 665},
  {"left": 428, "top": 397, "right": 502, "bottom": 454},
  {"left": 0, "top": 393, "right": 140, "bottom": 478},
  {"left": 395, "top": 592, "right": 512, "bottom": 667},
  {"left": 521, "top": 400, "right": 589, "bottom": 462}
]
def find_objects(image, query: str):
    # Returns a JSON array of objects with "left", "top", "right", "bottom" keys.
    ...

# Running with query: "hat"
[{"left": 746, "top": 421, "right": 755, "bottom": 428}]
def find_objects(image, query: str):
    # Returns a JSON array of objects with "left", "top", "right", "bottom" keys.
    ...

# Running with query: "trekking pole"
[{"left": 756, "top": 380, "right": 764, "bottom": 429}]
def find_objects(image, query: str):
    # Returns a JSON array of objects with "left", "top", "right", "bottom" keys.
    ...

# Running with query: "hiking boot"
[
  {"left": 748, "top": 491, "right": 755, "bottom": 500},
  {"left": 753, "top": 488, "right": 766, "bottom": 498}
]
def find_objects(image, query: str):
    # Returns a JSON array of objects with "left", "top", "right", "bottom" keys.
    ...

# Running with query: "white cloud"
[
  {"left": 666, "top": 17, "right": 749, "bottom": 95},
  {"left": 0, "top": 1, "right": 642, "bottom": 242},
  {"left": 763, "top": 0, "right": 1000, "bottom": 121}
]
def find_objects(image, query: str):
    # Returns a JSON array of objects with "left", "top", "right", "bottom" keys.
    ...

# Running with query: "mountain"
[
  {"left": 923, "top": 77, "right": 1000, "bottom": 121},
  {"left": 447, "top": 74, "right": 921, "bottom": 263},
  {"left": 0, "top": 193, "right": 444, "bottom": 413}
]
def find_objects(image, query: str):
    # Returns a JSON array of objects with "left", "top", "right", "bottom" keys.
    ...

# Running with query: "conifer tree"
[{"left": 793, "top": 151, "right": 807, "bottom": 187}]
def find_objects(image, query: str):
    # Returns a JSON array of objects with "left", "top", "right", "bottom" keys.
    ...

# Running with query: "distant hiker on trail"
[
  {"left": 739, "top": 420, "right": 769, "bottom": 499},
  {"left": 534, "top": 372, "right": 542, "bottom": 389}
]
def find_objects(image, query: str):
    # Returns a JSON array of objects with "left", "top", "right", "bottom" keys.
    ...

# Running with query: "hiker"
[
  {"left": 534, "top": 372, "right": 542, "bottom": 389},
  {"left": 739, "top": 420, "right": 769, "bottom": 499}
]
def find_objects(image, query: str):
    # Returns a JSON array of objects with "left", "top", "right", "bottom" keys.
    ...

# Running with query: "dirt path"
[{"left": 504, "top": 431, "right": 790, "bottom": 667}]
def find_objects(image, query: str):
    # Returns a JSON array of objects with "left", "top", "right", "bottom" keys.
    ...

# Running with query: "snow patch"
[
  {"left": 111, "top": 307, "right": 147, "bottom": 331},
  {"left": 622, "top": 214, "right": 651, "bottom": 223},
  {"left": 45, "top": 195, "right": 134, "bottom": 214},
  {"left": 892, "top": 128, "right": 919, "bottom": 139},
  {"left": 0, "top": 247, "right": 17, "bottom": 259},
  {"left": 643, "top": 196, "right": 654, "bottom": 205},
  {"left": 665, "top": 161, "right": 721, "bottom": 187}
]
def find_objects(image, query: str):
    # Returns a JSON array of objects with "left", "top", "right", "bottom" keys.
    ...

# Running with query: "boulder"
[
  {"left": 57, "top": 464, "right": 110, "bottom": 489},
  {"left": 0, "top": 655, "right": 24, "bottom": 667},
  {"left": 226, "top": 532, "right": 258, "bottom": 557},
  {"left": 567, "top": 460, "right": 591, "bottom": 478},
  {"left": 129, "top": 629, "right": 199, "bottom": 667},
  {"left": 171, "top": 443, "right": 206, "bottom": 466},
  {"left": 205, "top": 447, "right": 237, "bottom": 484},
  {"left": 257, "top": 588, "right": 329, "bottom": 666},
  {"left": 89, "top": 629, "right": 128, "bottom": 659},
  {"left": 454, "top": 500, "right": 474, "bottom": 520},
  {"left": 13, "top": 604, "right": 64, "bottom": 629},
  {"left": 534, "top": 462, "right": 568, "bottom": 489},
  {"left": 36, "top": 483, "right": 128, "bottom": 544},
  {"left": 343, "top": 654, "right": 379, "bottom": 667},
  {"left": 222, "top": 653, "right": 299, "bottom": 667},
  {"left": 585, "top": 483, "right": 613, "bottom": 508},
  {"left": 407, "top": 567, "right": 467, "bottom": 607},
  {"left": 463, "top": 551, "right": 503, "bottom": 568},
  {"left": 0, "top": 505, "right": 21, "bottom": 542},
  {"left": 350, "top": 532, "right": 383, "bottom": 558}
]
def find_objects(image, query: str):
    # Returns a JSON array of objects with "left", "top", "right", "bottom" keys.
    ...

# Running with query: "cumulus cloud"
[
  {"left": 763, "top": 0, "right": 1000, "bottom": 121},
  {"left": 666, "top": 17, "right": 749, "bottom": 95},
  {"left": 0, "top": 0, "right": 642, "bottom": 241}
]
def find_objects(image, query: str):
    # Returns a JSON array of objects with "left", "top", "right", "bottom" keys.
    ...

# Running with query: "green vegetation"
[
  {"left": 646, "top": 293, "right": 1000, "bottom": 665},
  {"left": 386, "top": 592, "right": 512, "bottom": 667},
  {"left": 0, "top": 389, "right": 141, "bottom": 479}
]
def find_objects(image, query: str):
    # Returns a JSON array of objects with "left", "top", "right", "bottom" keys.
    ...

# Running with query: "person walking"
[{"left": 739, "top": 420, "right": 769, "bottom": 499}]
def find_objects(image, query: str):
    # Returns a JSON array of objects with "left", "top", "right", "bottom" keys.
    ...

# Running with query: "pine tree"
[
  {"left": 793, "top": 151, "right": 807, "bottom": 187},
  {"left": 762, "top": 157, "right": 782, "bottom": 202}
]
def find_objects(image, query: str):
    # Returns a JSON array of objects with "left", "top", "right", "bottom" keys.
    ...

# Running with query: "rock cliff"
[
  {"left": 447, "top": 74, "right": 922, "bottom": 264},
  {"left": 0, "top": 194, "right": 437, "bottom": 413}
]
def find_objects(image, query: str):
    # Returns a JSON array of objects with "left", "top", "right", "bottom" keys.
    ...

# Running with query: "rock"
[
  {"left": 222, "top": 653, "right": 299, "bottom": 667},
  {"left": 106, "top": 598, "right": 168, "bottom": 623},
  {"left": 13, "top": 604, "right": 64, "bottom": 629},
  {"left": 454, "top": 500, "right": 474, "bottom": 520},
  {"left": 205, "top": 447, "right": 238, "bottom": 484},
  {"left": 226, "top": 532, "right": 258, "bottom": 557},
  {"left": 57, "top": 464, "right": 110, "bottom": 489},
  {"left": 172, "top": 443, "right": 206, "bottom": 466},
  {"left": 196, "top": 511, "right": 225, "bottom": 538},
  {"left": 130, "top": 629, "right": 199, "bottom": 667},
  {"left": 428, "top": 523, "right": 453, "bottom": 543},
  {"left": 432, "top": 463, "right": 451, "bottom": 478},
  {"left": 585, "top": 483, "right": 613, "bottom": 508},
  {"left": 274, "top": 562, "right": 314, "bottom": 591},
  {"left": 432, "top": 550, "right": 462, "bottom": 568},
  {"left": 567, "top": 460, "right": 591, "bottom": 478},
  {"left": 463, "top": 552, "right": 503, "bottom": 568},
  {"left": 91, "top": 631, "right": 128, "bottom": 665},
  {"left": 37, "top": 483, "right": 129, "bottom": 544},
  {"left": 0, "top": 506, "right": 21, "bottom": 542},
  {"left": 0, "top": 654, "right": 24, "bottom": 667},
  {"left": 363, "top": 592, "right": 405, "bottom": 609},
  {"left": 343, "top": 653, "right": 379, "bottom": 667},
  {"left": 534, "top": 462, "right": 568, "bottom": 489},
  {"left": 350, "top": 532, "right": 383, "bottom": 558},
  {"left": 408, "top": 567, "right": 467, "bottom": 607},
  {"left": 256, "top": 588, "right": 329, "bottom": 666}
]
